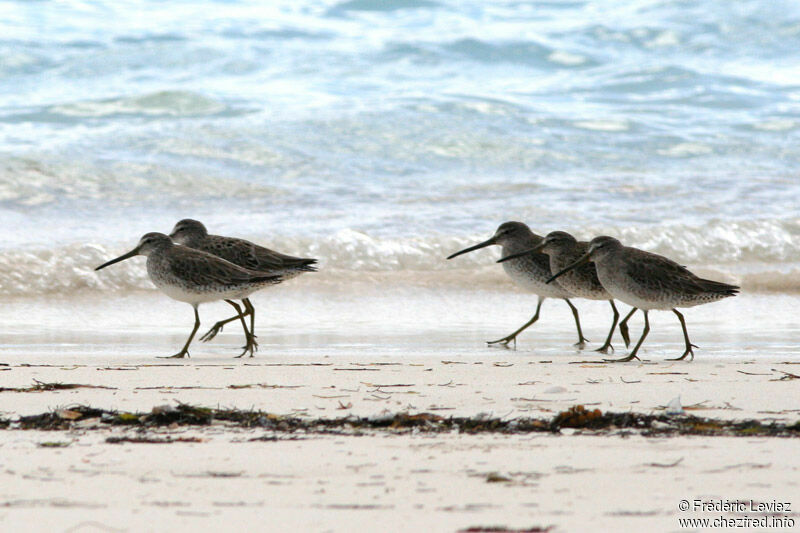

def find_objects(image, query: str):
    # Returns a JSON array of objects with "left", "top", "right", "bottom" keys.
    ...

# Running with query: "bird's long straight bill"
[
  {"left": 446, "top": 237, "right": 497, "bottom": 260},
  {"left": 95, "top": 248, "right": 140, "bottom": 271},
  {"left": 546, "top": 252, "right": 591, "bottom": 284},
  {"left": 496, "top": 242, "right": 545, "bottom": 263}
]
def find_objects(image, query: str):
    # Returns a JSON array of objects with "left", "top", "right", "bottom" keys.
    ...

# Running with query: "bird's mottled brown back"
[
  {"left": 622, "top": 247, "right": 738, "bottom": 306},
  {"left": 199, "top": 234, "right": 317, "bottom": 276},
  {"left": 164, "top": 245, "right": 281, "bottom": 290}
]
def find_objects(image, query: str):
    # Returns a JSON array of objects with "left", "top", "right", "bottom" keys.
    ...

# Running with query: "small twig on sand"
[
  {"left": 646, "top": 457, "right": 684, "bottom": 468},
  {"left": 771, "top": 369, "right": 800, "bottom": 381}
]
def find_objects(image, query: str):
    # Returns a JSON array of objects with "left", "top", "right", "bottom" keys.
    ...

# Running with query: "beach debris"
[
  {"left": 3, "top": 404, "right": 798, "bottom": 438},
  {"left": 151, "top": 404, "right": 177, "bottom": 415},
  {"left": 552, "top": 405, "right": 603, "bottom": 429},
  {"left": 0, "top": 380, "right": 117, "bottom": 393},
  {"left": 361, "top": 382, "right": 415, "bottom": 388},
  {"left": 485, "top": 472, "right": 512, "bottom": 483},
  {"left": 55, "top": 409, "right": 83, "bottom": 420},
  {"left": 228, "top": 383, "right": 303, "bottom": 389},
  {"left": 645, "top": 458, "right": 684, "bottom": 468},
  {"left": 771, "top": 369, "right": 800, "bottom": 381},
  {"left": 37, "top": 441, "right": 71, "bottom": 448},
  {"left": 665, "top": 396, "right": 684, "bottom": 416},
  {"left": 106, "top": 436, "right": 203, "bottom": 444}
]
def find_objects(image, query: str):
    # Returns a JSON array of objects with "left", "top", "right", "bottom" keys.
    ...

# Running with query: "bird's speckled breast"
[
  {"left": 549, "top": 248, "right": 609, "bottom": 301},
  {"left": 500, "top": 243, "right": 570, "bottom": 299}
]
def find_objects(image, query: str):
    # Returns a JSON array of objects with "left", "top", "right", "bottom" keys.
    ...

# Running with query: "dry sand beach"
[{"left": 1, "top": 288, "right": 799, "bottom": 532}]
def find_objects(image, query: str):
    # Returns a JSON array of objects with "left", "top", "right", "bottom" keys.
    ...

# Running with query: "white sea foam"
[{"left": 1, "top": 220, "right": 798, "bottom": 297}]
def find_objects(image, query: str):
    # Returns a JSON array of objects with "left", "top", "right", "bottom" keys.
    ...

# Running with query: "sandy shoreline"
[
  {"left": 2, "top": 352, "right": 799, "bottom": 532},
  {"left": 1, "top": 353, "right": 799, "bottom": 420},
  {"left": 0, "top": 291, "right": 798, "bottom": 531}
]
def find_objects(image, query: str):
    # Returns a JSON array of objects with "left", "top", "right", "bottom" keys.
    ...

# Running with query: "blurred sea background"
[{"left": 0, "top": 1, "right": 798, "bottom": 355}]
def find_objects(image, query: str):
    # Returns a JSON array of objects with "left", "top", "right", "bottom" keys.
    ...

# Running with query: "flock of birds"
[
  {"left": 447, "top": 222, "right": 739, "bottom": 362},
  {"left": 95, "top": 219, "right": 738, "bottom": 362},
  {"left": 96, "top": 220, "right": 317, "bottom": 359}
]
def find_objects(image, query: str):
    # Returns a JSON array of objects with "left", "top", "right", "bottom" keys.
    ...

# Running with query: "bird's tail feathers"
[{"left": 697, "top": 278, "right": 739, "bottom": 297}]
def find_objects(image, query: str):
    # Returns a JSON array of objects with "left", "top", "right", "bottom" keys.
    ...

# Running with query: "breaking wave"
[{"left": 1, "top": 220, "right": 798, "bottom": 297}]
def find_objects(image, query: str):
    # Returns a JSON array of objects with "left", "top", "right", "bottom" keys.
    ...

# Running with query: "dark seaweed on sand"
[{"left": 4, "top": 404, "right": 799, "bottom": 438}]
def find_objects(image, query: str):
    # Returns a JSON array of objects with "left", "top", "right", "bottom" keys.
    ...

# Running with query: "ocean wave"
[
  {"left": 0, "top": 157, "right": 286, "bottom": 206},
  {"left": 49, "top": 91, "right": 229, "bottom": 119},
  {"left": 1, "top": 221, "right": 798, "bottom": 297}
]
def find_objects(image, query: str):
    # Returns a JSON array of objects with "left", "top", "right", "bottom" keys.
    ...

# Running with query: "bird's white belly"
[{"left": 152, "top": 279, "right": 223, "bottom": 305}]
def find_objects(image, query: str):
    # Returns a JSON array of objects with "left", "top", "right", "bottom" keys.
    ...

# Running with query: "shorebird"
[
  {"left": 498, "top": 230, "right": 632, "bottom": 354},
  {"left": 547, "top": 236, "right": 739, "bottom": 362},
  {"left": 169, "top": 219, "right": 317, "bottom": 357},
  {"left": 446, "top": 221, "right": 589, "bottom": 348},
  {"left": 95, "top": 233, "right": 282, "bottom": 359}
]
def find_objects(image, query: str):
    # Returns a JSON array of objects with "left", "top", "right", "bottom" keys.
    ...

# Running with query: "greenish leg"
[
  {"left": 487, "top": 298, "right": 543, "bottom": 349},
  {"left": 595, "top": 300, "right": 619, "bottom": 354},
  {"left": 565, "top": 299, "right": 589, "bottom": 348},
  {"left": 199, "top": 300, "right": 251, "bottom": 343},
  {"left": 618, "top": 307, "right": 638, "bottom": 348},
  {"left": 665, "top": 309, "right": 698, "bottom": 361},
  {"left": 234, "top": 298, "right": 259, "bottom": 358},
  {"left": 605, "top": 309, "right": 647, "bottom": 363},
  {"left": 161, "top": 306, "right": 201, "bottom": 359}
]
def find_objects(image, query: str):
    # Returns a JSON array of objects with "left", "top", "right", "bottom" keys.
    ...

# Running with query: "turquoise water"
[{"left": 1, "top": 0, "right": 799, "bottom": 294}]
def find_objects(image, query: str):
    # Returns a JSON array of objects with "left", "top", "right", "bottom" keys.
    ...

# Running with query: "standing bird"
[
  {"left": 446, "top": 221, "right": 589, "bottom": 348},
  {"left": 497, "top": 230, "right": 633, "bottom": 354},
  {"left": 169, "top": 219, "right": 317, "bottom": 357},
  {"left": 548, "top": 236, "right": 739, "bottom": 362},
  {"left": 95, "top": 233, "right": 282, "bottom": 359}
]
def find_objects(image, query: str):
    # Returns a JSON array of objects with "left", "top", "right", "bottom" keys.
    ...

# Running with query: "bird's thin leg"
[
  {"left": 234, "top": 298, "right": 259, "bottom": 358},
  {"left": 245, "top": 298, "right": 257, "bottom": 344},
  {"left": 666, "top": 309, "right": 698, "bottom": 361},
  {"left": 244, "top": 298, "right": 258, "bottom": 356},
  {"left": 565, "top": 299, "right": 589, "bottom": 348},
  {"left": 487, "top": 298, "right": 543, "bottom": 348},
  {"left": 161, "top": 306, "right": 201, "bottom": 359},
  {"left": 618, "top": 307, "right": 638, "bottom": 348},
  {"left": 606, "top": 310, "right": 647, "bottom": 363},
  {"left": 595, "top": 300, "right": 620, "bottom": 354},
  {"left": 199, "top": 300, "right": 251, "bottom": 343}
]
